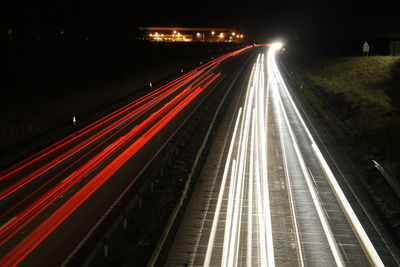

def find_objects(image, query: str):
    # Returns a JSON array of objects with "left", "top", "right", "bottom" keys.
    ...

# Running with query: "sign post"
[{"left": 363, "top": 41, "right": 369, "bottom": 56}]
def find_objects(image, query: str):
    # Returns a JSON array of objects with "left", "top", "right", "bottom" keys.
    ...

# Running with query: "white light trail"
[
  {"left": 247, "top": 110, "right": 255, "bottom": 267},
  {"left": 254, "top": 87, "right": 268, "bottom": 266},
  {"left": 227, "top": 61, "right": 254, "bottom": 267},
  {"left": 273, "top": 79, "right": 345, "bottom": 266},
  {"left": 258, "top": 55, "right": 275, "bottom": 267},
  {"left": 255, "top": 159, "right": 267, "bottom": 267},
  {"left": 269, "top": 45, "right": 345, "bottom": 266},
  {"left": 268, "top": 44, "right": 384, "bottom": 266},
  {"left": 223, "top": 57, "right": 256, "bottom": 267},
  {"left": 312, "top": 143, "right": 384, "bottom": 267},
  {"left": 204, "top": 54, "right": 275, "bottom": 266},
  {"left": 202, "top": 43, "right": 383, "bottom": 267},
  {"left": 273, "top": 84, "right": 305, "bottom": 267},
  {"left": 203, "top": 108, "right": 242, "bottom": 267},
  {"left": 223, "top": 159, "right": 238, "bottom": 267},
  {"left": 204, "top": 58, "right": 258, "bottom": 267}
]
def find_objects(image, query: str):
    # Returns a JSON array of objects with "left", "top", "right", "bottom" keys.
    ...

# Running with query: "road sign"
[{"left": 363, "top": 41, "right": 369, "bottom": 56}]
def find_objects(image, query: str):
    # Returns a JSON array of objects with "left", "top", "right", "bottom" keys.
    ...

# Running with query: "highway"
[
  {"left": 1, "top": 43, "right": 399, "bottom": 267},
  {"left": 0, "top": 46, "right": 253, "bottom": 266},
  {"left": 165, "top": 45, "right": 400, "bottom": 266}
]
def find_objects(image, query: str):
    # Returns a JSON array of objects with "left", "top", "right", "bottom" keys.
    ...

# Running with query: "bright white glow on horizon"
[{"left": 271, "top": 42, "right": 283, "bottom": 49}]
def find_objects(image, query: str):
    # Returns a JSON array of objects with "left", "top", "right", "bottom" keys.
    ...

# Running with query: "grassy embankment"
[{"left": 285, "top": 55, "right": 400, "bottom": 228}]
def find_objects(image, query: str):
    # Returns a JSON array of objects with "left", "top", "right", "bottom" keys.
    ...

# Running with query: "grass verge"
[{"left": 283, "top": 54, "right": 400, "bottom": 236}]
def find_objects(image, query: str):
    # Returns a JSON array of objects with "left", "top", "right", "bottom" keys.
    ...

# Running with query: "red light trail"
[{"left": 0, "top": 46, "right": 252, "bottom": 266}]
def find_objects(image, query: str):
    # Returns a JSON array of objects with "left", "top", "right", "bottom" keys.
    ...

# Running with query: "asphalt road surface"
[{"left": 165, "top": 45, "right": 400, "bottom": 266}]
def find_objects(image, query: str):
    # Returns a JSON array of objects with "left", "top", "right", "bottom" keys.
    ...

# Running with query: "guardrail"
[
  {"left": 373, "top": 160, "right": 400, "bottom": 199},
  {"left": 64, "top": 75, "right": 223, "bottom": 267},
  {"left": 146, "top": 51, "right": 254, "bottom": 266},
  {"left": 146, "top": 74, "right": 231, "bottom": 267}
]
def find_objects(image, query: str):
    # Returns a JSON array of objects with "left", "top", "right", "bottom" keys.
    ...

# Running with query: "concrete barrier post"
[
  {"left": 138, "top": 197, "right": 142, "bottom": 209},
  {"left": 123, "top": 217, "right": 128, "bottom": 230},
  {"left": 103, "top": 244, "right": 109, "bottom": 258}
]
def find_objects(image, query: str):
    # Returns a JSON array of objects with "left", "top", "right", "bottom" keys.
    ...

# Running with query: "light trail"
[
  {"left": 0, "top": 72, "right": 222, "bottom": 267},
  {"left": 2, "top": 43, "right": 386, "bottom": 266},
  {"left": 205, "top": 57, "right": 257, "bottom": 267},
  {"left": 224, "top": 54, "right": 254, "bottom": 267},
  {"left": 204, "top": 53, "right": 275, "bottom": 266},
  {"left": 257, "top": 54, "right": 275, "bottom": 267},
  {"left": 203, "top": 108, "right": 242, "bottom": 267},
  {"left": 0, "top": 45, "right": 253, "bottom": 196},
  {"left": 0, "top": 73, "right": 219, "bottom": 248},
  {"left": 0, "top": 70, "right": 205, "bottom": 200},
  {"left": 1, "top": 45, "right": 254, "bottom": 266},
  {"left": 273, "top": 70, "right": 345, "bottom": 267},
  {"left": 246, "top": 110, "right": 255, "bottom": 267},
  {"left": 0, "top": 58, "right": 222, "bottom": 199},
  {"left": 201, "top": 44, "right": 384, "bottom": 267},
  {"left": 0, "top": 67, "right": 201, "bottom": 182},
  {"left": 268, "top": 44, "right": 384, "bottom": 266},
  {"left": 273, "top": 79, "right": 304, "bottom": 267}
]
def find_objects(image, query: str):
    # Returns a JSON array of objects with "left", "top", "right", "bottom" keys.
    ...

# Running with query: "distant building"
[{"left": 138, "top": 27, "right": 245, "bottom": 43}]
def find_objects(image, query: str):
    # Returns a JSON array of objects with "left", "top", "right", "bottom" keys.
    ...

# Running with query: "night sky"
[{"left": 2, "top": 0, "right": 399, "bottom": 42}]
